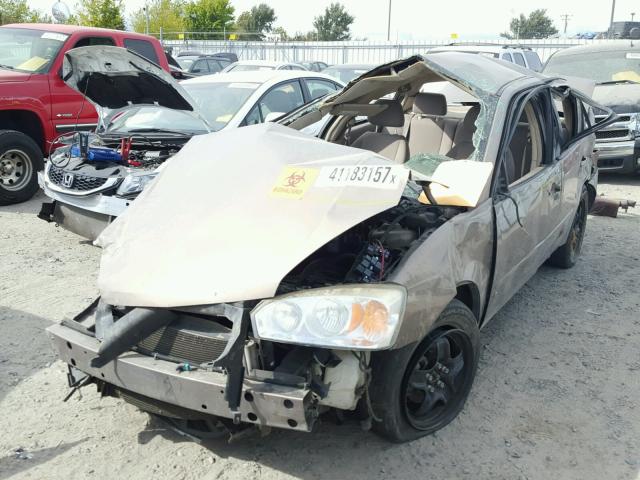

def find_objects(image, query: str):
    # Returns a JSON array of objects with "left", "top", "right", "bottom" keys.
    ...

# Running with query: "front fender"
[{"left": 389, "top": 199, "right": 494, "bottom": 347}]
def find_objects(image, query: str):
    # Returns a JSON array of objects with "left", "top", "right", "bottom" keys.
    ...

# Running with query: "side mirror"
[{"left": 264, "top": 111, "right": 285, "bottom": 122}]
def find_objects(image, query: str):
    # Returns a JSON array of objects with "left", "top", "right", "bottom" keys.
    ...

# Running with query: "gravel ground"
[{"left": 0, "top": 175, "right": 639, "bottom": 480}]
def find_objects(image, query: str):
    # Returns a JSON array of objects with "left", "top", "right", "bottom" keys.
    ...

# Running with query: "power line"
[{"left": 560, "top": 14, "right": 572, "bottom": 34}]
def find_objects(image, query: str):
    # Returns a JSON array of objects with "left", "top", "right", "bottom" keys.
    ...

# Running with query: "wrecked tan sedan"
[{"left": 48, "top": 55, "right": 615, "bottom": 443}]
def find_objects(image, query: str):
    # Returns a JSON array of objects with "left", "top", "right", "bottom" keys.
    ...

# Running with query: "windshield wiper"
[{"left": 597, "top": 79, "right": 640, "bottom": 85}]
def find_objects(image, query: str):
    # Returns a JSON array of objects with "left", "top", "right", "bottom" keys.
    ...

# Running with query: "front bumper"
[
  {"left": 47, "top": 322, "right": 315, "bottom": 432},
  {"left": 595, "top": 139, "right": 640, "bottom": 173},
  {"left": 38, "top": 172, "right": 131, "bottom": 240}
]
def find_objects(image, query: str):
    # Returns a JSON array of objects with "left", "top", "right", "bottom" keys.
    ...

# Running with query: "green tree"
[
  {"left": 313, "top": 2, "right": 354, "bottom": 41},
  {"left": 0, "top": 0, "right": 51, "bottom": 24},
  {"left": 184, "top": 0, "right": 234, "bottom": 39},
  {"left": 235, "top": 3, "right": 276, "bottom": 40},
  {"left": 501, "top": 9, "right": 558, "bottom": 39},
  {"left": 131, "top": 0, "right": 185, "bottom": 38},
  {"left": 76, "top": 0, "right": 125, "bottom": 30}
]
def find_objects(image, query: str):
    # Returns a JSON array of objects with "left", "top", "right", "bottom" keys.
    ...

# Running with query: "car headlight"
[
  {"left": 116, "top": 172, "right": 157, "bottom": 196},
  {"left": 251, "top": 284, "right": 407, "bottom": 350},
  {"left": 631, "top": 112, "right": 640, "bottom": 138}
]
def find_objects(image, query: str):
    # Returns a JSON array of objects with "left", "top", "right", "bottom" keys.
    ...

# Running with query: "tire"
[
  {"left": 369, "top": 299, "right": 480, "bottom": 443},
  {"left": 547, "top": 187, "right": 588, "bottom": 269},
  {"left": 0, "top": 130, "right": 43, "bottom": 206}
]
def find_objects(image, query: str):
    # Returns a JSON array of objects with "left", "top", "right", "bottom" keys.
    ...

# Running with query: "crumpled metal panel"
[{"left": 96, "top": 122, "right": 409, "bottom": 308}]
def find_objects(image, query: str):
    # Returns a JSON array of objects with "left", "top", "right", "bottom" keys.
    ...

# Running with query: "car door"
[
  {"left": 302, "top": 78, "right": 341, "bottom": 101},
  {"left": 551, "top": 86, "right": 617, "bottom": 243},
  {"left": 49, "top": 35, "right": 116, "bottom": 135},
  {"left": 485, "top": 87, "right": 564, "bottom": 319},
  {"left": 243, "top": 79, "right": 306, "bottom": 125}
]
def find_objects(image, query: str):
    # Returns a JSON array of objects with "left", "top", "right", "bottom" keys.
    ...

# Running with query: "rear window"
[
  {"left": 124, "top": 38, "right": 159, "bottom": 64},
  {"left": 523, "top": 51, "right": 542, "bottom": 71}
]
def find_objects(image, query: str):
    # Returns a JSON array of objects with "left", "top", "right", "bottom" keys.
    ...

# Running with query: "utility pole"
[
  {"left": 560, "top": 14, "right": 572, "bottom": 35},
  {"left": 609, "top": 0, "right": 616, "bottom": 38},
  {"left": 144, "top": 4, "right": 150, "bottom": 35},
  {"left": 387, "top": 0, "right": 392, "bottom": 42}
]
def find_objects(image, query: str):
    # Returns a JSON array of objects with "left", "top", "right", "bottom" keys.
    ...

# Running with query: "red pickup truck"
[{"left": 0, "top": 23, "right": 171, "bottom": 205}]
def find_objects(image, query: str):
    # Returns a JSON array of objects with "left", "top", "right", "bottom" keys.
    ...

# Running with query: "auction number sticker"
[{"left": 315, "top": 165, "right": 403, "bottom": 189}]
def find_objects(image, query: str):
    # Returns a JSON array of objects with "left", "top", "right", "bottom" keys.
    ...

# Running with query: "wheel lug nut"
[
  {"left": 437, "top": 381, "right": 445, "bottom": 388},
  {"left": 442, "top": 367, "right": 449, "bottom": 374},
  {"left": 427, "top": 386, "right": 435, "bottom": 393}
]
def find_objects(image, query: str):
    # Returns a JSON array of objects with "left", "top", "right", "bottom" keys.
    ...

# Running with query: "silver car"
[
  {"left": 38, "top": 46, "right": 343, "bottom": 240},
  {"left": 47, "top": 54, "right": 614, "bottom": 443}
]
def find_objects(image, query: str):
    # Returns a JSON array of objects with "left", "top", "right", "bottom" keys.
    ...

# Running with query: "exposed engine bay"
[
  {"left": 278, "top": 194, "right": 464, "bottom": 293},
  {"left": 49, "top": 132, "right": 186, "bottom": 193}
]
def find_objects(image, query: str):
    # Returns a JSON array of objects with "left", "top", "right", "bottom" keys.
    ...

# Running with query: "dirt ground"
[{"left": 0, "top": 175, "right": 639, "bottom": 480}]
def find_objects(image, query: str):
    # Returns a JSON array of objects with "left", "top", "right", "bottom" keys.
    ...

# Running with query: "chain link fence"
[{"left": 158, "top": 36, "right": 633, "bottom": 64}]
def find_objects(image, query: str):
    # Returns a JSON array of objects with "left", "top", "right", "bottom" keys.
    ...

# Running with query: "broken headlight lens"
[
  {"left": 116, "top": 172, "right": 157, "bottom": 196},
  {"left": 251, "top": 284, "right": 406, "bottom": 350}
]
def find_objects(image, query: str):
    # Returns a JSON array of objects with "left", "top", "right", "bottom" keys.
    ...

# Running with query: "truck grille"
[
  {"left": 48, "top": 164, "right": 109, "bottom": 191},
  {"left": 595, "top": 129, "right": 629, "bottom": 140},
  {"left": 136, "top": 316, "right": 230, "bottom": 366}
]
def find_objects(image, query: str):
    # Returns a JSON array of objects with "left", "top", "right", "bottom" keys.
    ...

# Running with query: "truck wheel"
[
  {"left": 0, "top": 130, "right": 43, "bottom": 206},
  {"left": 547, "top": 187, "right": 588, "bottom": 269},
  {"left": 370, "top": 299, "right": 480, "bottom": 443}
]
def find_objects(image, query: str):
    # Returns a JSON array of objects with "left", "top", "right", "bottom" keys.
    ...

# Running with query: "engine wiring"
[{"left": 351, "top": 351, "right": 382, "bottom": 423}]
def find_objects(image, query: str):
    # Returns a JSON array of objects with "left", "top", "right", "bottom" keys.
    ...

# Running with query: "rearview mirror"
[{"left": 264, "top": 112, "right": 285, "bottom": 122}]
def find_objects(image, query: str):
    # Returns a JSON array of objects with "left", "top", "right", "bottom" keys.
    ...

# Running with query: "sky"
[{"left": 31, "top": 0, "right": 639, "bottom": 40}]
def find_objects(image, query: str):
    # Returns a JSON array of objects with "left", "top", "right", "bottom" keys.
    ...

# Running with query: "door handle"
[{"left": 549, "top": 182, "right": 561, "bottom": 195}]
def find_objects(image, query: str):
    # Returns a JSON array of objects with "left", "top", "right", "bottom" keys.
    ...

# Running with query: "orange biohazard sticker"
[{"left": 271, "top": 167, "right": 318, "bottom": 199}]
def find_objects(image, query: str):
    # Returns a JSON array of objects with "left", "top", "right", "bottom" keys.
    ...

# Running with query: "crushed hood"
[
  {"left": 62, "top": 46, "right": 208, "bottom": 129},
  {"left": 96, "top": 123, "right": 409, "bottom": 308}
]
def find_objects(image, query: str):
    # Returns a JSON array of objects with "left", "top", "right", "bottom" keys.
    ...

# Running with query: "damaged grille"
[
  {"left": 136, "top": 315, "right": 230, "bottom": 365},
  {"left": 595, "top": 129, "right": 629, "bottom": 140},
  {"left": 48, "top": 164, "right": 109, "bottom": 191}
]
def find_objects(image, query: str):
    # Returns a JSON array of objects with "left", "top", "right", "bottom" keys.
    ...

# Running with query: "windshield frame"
[{"left": 0, "top": 27, "right": 69, "bottom": 74}]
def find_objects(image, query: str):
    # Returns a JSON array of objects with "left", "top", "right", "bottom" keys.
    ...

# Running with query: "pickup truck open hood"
[
  {"left": 62, "top": 46, "right": 209, "bottom": 130},
  {"left": 593, "top": 82, "right": 640, "bottom": 114},
  {"left": 96, "top": 123, "right": 409, "bottom": 308}
]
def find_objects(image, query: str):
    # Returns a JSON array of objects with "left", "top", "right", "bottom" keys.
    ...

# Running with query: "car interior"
[{"left": 328, "top": 92, "right": 484, "bottom": 166}]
